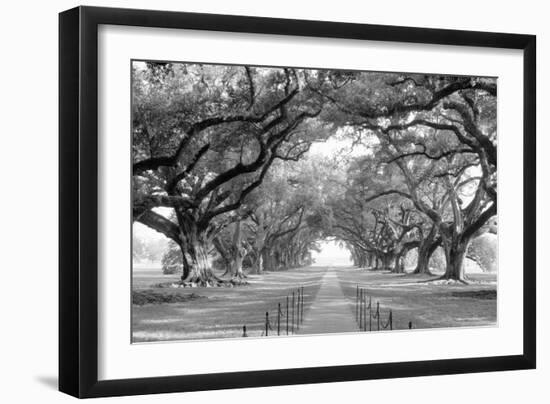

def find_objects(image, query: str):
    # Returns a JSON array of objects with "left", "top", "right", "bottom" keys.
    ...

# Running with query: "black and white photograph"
[
  {"left": 131, "top": 60, "right": 498, "bottom": 342},
  {"left": 0, "top": 0, "right": 545, "bottom": 401}
]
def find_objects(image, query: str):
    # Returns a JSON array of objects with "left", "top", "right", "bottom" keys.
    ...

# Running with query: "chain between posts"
[
  {"left": 246, "top": 285, "right": 306, "bottom": 337},
  {"left": 249, "top": 284, "right": 407, "bottom": 337},
  {"left": 355, "top": 284, "right": 407, "bottom": 332}
]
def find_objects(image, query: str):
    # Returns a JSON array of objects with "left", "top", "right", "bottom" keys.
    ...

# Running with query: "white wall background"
[{"left": 0, "top": 1, "right": 546, "bottom": 402}]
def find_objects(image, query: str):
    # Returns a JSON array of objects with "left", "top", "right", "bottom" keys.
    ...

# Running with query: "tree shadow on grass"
[{"left": 449, "top": 289, "right": 497, "bottom": 299}]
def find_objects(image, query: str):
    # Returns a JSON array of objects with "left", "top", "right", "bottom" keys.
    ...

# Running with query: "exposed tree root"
[
  {"left": 174, "top": 273, "right": 249, "bottom": 288},
  {"left": 409, "top": 270, "right": 435, "bottom": 277},
  {"left": 419, "top": 275, "right": 470, "bottom": 285},
  {"left": 229, "top": 276, "right": 249, "bottom": 286}
]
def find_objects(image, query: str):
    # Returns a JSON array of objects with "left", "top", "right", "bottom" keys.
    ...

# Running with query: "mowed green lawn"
[
  {"left": 337, "top": 269, "right": 497, "bottom": 331},
  {"left": 132, "top": 267, "right": 326, "bottom": 342},
  {"left": 132, "top": 265, "right": 497, "bottom": 342}
]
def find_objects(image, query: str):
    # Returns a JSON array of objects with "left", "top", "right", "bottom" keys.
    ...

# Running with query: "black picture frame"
[{"left": 59, "top": 5, "right": 536, "bottom": 398}]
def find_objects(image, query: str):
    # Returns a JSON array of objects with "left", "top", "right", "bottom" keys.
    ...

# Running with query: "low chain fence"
[
  {"left": 242, "top": 285, "right": 306, "bottom": 337},
  {"left": 242, "top": 284, "right": 412, "bottom": 337},
  {"left": 355, "top": 285, "right": 413, "bottom": 331}
]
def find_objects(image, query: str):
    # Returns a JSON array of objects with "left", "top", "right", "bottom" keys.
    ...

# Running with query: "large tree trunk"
[
  {"left": 172, "top": 211, "right": 219, "bottom": 286},
  {"left": 251, "top": 252, "right": 264, "bottom": 274},
  {"left": 230, "top": 253, "right": 246, "bottom": 283},
  {"left": 263, "top": 249, "right": 275, "bottom": 271},
  {"left": 367, "top": 253, "right": 374, "bottom": 269},
  {"left": 394, "top": 243, "right": 416, "bottom": 274},
  {"left": 356, "top": 251, "right": 368, "bottom": 268},
  {"left": 180, "top": 244, "right": 191, "bottom": 281},
  {"left": 228, "top": 221, "right": 247, "bottom": 284},
  {"left": 251, "top": 222, "right": 266, "bottom": 274},
  {"left": 393, "top": 253, "right": 405, "bottom": 273},
  {"left": 441, "top": 235, "right": 470, "bottom": 282},
  {"left": 185, "top": 239, "right": 217, "bottom": 285},
  {"left": 413, "top": 244, "right": 432, "bottom": 275},
  {"left": 179, "top": 223, "right": 226, "bottom": 286},
  {"left": 249, "top": 233, "right": 265, "bottom": 274},
  {"left": 359, "top": 253, "right": 367, "bottom": 269},
  {"left": 382, "top": 253, "right": 394, "bottom": 271},
  {"left": 351, "top": 248, "right": 366, "bottom": 268},
  {"left": 393, "top": 243, "right": 415, "bottom": 274},
  {"left": 212, "top": 237, "right": 232, "bottom": 277},
  {"left": 413, "top": 227, "right": 438, "bottom": 275}
]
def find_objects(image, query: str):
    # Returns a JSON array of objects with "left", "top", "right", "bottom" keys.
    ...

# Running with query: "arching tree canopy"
[{"left": 132, "top": 61, "right": 497, "bottom": 285}]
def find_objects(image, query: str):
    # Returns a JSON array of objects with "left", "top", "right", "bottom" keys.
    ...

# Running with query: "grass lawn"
[
  {"left": 132, "top": 266, "right": 326, "bottom": 342},
  {"left": 132, "top": 265, "right": 497, "bottom": 342},
  {"left": 337, "top": 268, "right": 497, "bottom": 331}
]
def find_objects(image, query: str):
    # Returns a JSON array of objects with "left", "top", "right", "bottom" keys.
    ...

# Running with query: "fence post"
[
  {"left": 355, "top": 284, "right": 359, "bottom": 321},
  {"left": 389, "top": 310, "right": 393, "bottom": 331},
  {"left": 286, "top": 296, "right": 289, "bottom": 335},
  {"left": 265, "top": 312, "right": 269, "bottom": 337},
  {"left": 242, "top": 325, "right": 248, "bottom": 337},
  {"left": 376, "top": 302, "right": 380, "bottom": 331},
  {"left": 364, "top": 289, "right": 367, "bottom": 330},
  {"left": 363, "top": 292, "right": 367, "bottom": 331},
  {"left": 296, "top": 288, "right": 301, "bottom": 329},
  {"left": 301, "top": 286, "right": 304, "bottom": 324},
  {"left": 359, "top": 288, "right": 363, "bottom": 330},
  {"left": 291, "top": 291, "right": 295, "bottom": 333},
  {"left": 300, "top": 288, "right": 303, "bottom": 329},
  {"left": 277, "top": 303, "right": 281, "bottom": 336},
  {"left": 369, "top": 296, "right": 372, "bottom": 331}
]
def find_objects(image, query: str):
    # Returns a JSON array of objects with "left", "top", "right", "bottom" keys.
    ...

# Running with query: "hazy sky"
[{"left": 310, "top": 240, "right": 352, "bottom": 267}]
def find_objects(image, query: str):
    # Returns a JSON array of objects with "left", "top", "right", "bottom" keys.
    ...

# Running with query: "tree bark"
[
  {"left": 228, "top": 221, "right": 247, "bottom": 284},
  {"left": 230, "top": 254, "right": 246, "bottom": 282},
  {"left": 263, "top": 249, "right": 275, "bottom": 272},
  {"left": 185, "top": 239, "right": 216, "bottom": 285},
  {"left": 359, "top": 253, "right": 367, "bottom": 268},
  {"left": 393, "top": 253, "right": 405, "bottom": 273},
  {"left": 393, "top": 242, "right": 416, "bottom": 274},
  {"left": 180, "top": 244, "right": 191, "bottom": 281},
  {"left": 212, "top": 237, "right": 232, "bottom": 276},
  {"left": 441, "top": 235, "right": 470, "bottom": 282},
  {"left": 382, "top": 253, "right": 394, "bottom": 271},
  {"left": 413, "top": 244, "right": 432, "bottom": 275},
  {"left": 367, "top": 253, "right": 374, "bottom": 269},
  {"left": 413, "top": 227, "right": 438, "bottom": 275},
  {"left": 179, "top": 222, "right": 225, "bottom": 286},
  {"left": 251, "top": 252, "right": 264, "bottom": 274}
]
